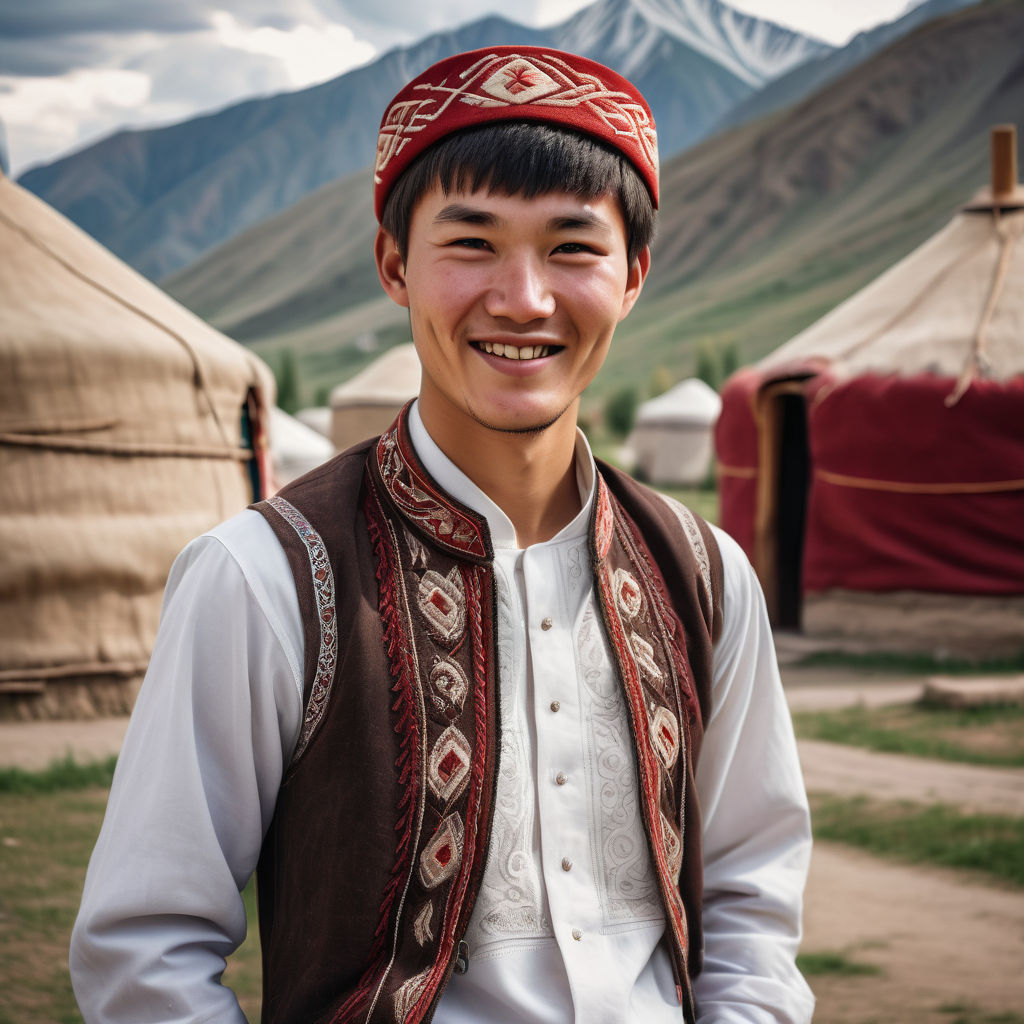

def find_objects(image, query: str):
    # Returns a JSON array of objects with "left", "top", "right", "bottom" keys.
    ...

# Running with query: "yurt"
[
  {"left": 0, "top": 171, "right": 275, "bottom": 719},
  {"left": 270, "top": 406, "right": 334, "bottom": 486},
  {"left": 330, "top": 343, "right": 421, "bottom": 450},
  {"left": 627, "top": 378, "right": 722, "bottom": 486},
  {"left": 715, "top": 127, "right": 1024, "bottom": 657}
]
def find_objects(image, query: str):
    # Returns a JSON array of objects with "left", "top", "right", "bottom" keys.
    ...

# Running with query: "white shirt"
[{"left": 71, "top": 404, "right": 814, "bottom": 1024}]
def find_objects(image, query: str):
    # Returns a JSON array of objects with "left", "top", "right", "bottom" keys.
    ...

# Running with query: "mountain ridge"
[
  {"left": 164, "top": 0, "right": 1024, "bottom": 407},
  {"left": 18, "top": 0, "right": 830, "bottom": 279}
]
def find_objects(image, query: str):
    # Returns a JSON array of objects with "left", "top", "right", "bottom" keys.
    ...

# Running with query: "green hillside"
[{"left": 165, "top": 0, "right": 1024, "bottom": 410}]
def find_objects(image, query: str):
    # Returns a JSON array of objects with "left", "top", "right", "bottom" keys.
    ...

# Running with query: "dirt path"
[
  {"left": 4, "top": 672, "right": 1024, "bottom": 1021},
  {"left": 798, "top": 738, "right": 1024, "bottom": 816},
  {"left": 803, "top": 842, "right": 1024, "bottom": 1023}
]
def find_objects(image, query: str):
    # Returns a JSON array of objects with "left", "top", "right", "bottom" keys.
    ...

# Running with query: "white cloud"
[
  {"left": 0, "top": 67, "right": 151, "bottom": 172},
  {"left": 209, "top": 10, "right": 376, "bottom": 88}
]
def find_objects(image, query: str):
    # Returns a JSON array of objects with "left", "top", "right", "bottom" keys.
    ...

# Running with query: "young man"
[{"left": 72, "top": 47, "right": 813, "bottom": 1023}]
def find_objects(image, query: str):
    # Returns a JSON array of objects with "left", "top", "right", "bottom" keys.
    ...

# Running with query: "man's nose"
[{"left": 484, "top": 253, "right": 556, "bottom": 322}]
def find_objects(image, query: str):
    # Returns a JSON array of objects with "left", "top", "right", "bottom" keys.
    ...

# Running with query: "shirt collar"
[{"left": 407, "top": 400, "right": 596, "bottom": 552}]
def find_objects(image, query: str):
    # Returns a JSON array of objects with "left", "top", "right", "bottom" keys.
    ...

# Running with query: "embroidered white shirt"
[{"left": 71, "top": 402, "right": 814, "bottom": 1024}]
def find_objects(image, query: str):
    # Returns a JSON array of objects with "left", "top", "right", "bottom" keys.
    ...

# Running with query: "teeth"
[{"left": 480, "top": 342, "right": 551, "bottom": 360}]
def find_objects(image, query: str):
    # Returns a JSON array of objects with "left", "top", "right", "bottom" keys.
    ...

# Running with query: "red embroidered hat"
[{"left": 373, "top": 46, "right": 659, "bottom": 220}]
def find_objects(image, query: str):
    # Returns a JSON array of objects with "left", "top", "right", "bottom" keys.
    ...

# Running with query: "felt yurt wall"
[
  {"left": 716, "top": 197, "right": 1024, "bottom": 657},
  {"left": 0, "top": 173, "right": 275, "bottom": 719},
  {"left": 627, "top": 378, "right": 722, "bottom": 486},
  {"left": 330, "top": 343, "right": 421, "bottom": 450}
]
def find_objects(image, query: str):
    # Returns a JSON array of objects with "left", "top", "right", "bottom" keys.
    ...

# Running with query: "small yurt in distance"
[
  {"left": 330, "top": 343, "right": 421, "bottom": 450},
  {"left": 627, "top": 378, "right": 722, "bottom": 486},
  {"left": 715, "top": 127, "right": 1024, "bottom": 657},
  {"left": 270, "top": 406, "right": 334, "bottom": 486},
  {"left": 0, "top": 171, "right": 275, "bottom": 719}
]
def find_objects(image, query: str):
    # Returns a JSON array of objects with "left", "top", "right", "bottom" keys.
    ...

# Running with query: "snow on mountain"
[{"left": 629, "top": 0, "right": 831, "bottom": 85}]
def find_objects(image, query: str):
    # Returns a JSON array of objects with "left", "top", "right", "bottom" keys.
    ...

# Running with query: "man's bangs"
[{"left": 382, "top": 122, "right": 655, "bottom": 263}]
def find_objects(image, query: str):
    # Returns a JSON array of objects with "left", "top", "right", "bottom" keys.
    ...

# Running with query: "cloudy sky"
[{"left": 0, "top": 0, "right": 918, "bottom": 176}]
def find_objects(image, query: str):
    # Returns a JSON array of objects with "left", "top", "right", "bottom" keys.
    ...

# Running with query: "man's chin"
[{"left": 470, "top": 402, "right": 573, "bottom": 436}]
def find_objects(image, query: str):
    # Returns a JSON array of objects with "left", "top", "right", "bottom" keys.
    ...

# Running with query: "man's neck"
[{"left": 417, "top": 400, "right": 582, "bottom": 548}]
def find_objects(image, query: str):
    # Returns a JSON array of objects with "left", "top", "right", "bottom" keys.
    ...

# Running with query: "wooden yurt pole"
[{"left": 991, "top": 125, "right": 1017, "bottom": 197}]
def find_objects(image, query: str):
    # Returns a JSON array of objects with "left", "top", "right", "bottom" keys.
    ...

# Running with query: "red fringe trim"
[{"left": 331, "top": 481, "right": 420, "bottom": 1023}]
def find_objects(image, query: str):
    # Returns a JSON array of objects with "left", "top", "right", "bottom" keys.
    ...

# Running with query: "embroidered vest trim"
[{"left": 252, "top": 405, "right": 719, "bottom": 1024}]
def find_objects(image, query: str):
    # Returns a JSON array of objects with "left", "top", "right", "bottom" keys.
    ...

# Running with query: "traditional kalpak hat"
[{"left": 373, "top": 46, "right": 659, "bottom": 220}]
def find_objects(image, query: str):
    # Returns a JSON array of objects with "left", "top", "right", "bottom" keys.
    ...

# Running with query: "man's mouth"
[{"left": 472, "top": 341, "right": 561, "bottom": 361}]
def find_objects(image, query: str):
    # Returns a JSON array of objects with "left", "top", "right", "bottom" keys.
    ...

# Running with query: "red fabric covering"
[
  {"left": 715, "top": 369, "right": 762, "bottom": 560},
  {"left": 803, "top": 372, "right": 1024, "bottom": 595},
  {"left": 373, "top": 47, "right": 658, "bottom": 219}
]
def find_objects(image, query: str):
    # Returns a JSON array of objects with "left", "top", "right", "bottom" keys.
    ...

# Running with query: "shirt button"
[
  {"left": 572, "top": 928, "right": 583, "bottom": 941},
  {"left": 555, "top": 772, "right": 568, "bottom": 786},
  {"left": 541, "top": 617, "right": 553, "bottom": 631},
  {"left": 550, "top": 700, "right": 561, "bottom": 713},
  {"left": 561, "top": 857, "right": 573, "bottom": 872}
]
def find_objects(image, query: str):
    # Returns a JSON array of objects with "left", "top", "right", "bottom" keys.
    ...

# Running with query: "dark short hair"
[{"left": 381, "top": 122, "right": 656, "bottom": 265}]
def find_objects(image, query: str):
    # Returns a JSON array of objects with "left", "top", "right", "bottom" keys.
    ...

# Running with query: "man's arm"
[
  {"left": 70, "top": 512, "right": 304, "bottom": 1024},
  {"left": 693, "top": 527, "right": 814, "bottom": 1023}
]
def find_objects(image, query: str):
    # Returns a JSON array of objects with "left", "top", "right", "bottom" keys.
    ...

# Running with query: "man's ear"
[
  {"left": 375, "top": 226, "right": 410, "bottom": 308},
  {"left": 618, "top": 245, "right": 651, "bottom": 322}
]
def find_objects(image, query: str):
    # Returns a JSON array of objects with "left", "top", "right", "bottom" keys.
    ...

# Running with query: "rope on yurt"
[
  {"left": 946, "top": 208, "right": 1017, "bottom": 407},
  {"left": 0, "top": 205, "right": 234, "bottom": 447},
  {"left": 0, "top": 432, "right": 252, "bottom": 459},
  {"left": 815, "top": 469, "right": 1024, "bottom": 494}
]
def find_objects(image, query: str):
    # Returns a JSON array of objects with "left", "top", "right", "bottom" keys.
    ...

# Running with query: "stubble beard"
[{"left": 469, "top": 399, "right": 576, "bottom": 436}]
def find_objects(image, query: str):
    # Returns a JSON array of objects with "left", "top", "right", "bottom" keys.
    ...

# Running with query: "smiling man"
[{"left": 71, "top": 47, "right": 813, "bottom": 1024}]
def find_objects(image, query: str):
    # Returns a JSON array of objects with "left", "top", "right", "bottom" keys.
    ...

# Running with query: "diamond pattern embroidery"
[
  {"left": 428, "top": 726, "right": 472, "bottom": 803},
  {"left": 481, "top": 57, "right": 559, "bottom": 104},
  {"left": 651, "top": 706, "right": 680, "bottom": 770},
  {"left": 630, "top": 630, "right": 663, "bottom": 683},
  {"left": 661, "top": 810, "right": 682, "bottom": 876},
  {"left": 419, "top": 813, "right": 465, "bottom": 890},
  {"left": 418, "top": 568, "right": 466, "bottom": 645},
  {"left": 614, "top": 568, "right": 644, "bottom": 619}
]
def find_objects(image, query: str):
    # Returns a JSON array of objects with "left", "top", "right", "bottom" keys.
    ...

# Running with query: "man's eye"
[
  {"left": 449, "top": 237, "right": 489, "bottom": 249},
  {"left": 554, "top": 242, "right": 596, "bottom": 255}
]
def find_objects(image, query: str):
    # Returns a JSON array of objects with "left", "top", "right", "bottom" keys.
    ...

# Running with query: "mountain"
[
  {"left": 711, "top": 0, "right": 984, "bottom": 133},
  {"left": 18, "top": 0, "right": 829, "bottom": 280},
  {"left": 164, "top": 0, "right": 1024, "bottom": 407}
]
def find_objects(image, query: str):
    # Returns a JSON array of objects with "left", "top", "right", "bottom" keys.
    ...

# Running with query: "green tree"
[
  {"left": 695, "top": 343, "right": 717, "bottom": 390},
  {"left": 720, "top": 342, "right": 740, "bottom": 383},
  {"left": 605, "top": 386, "right": 638, "bottom": 438},
  {"left": 276, "top": 348, "right": 300, "bottom": 414}
]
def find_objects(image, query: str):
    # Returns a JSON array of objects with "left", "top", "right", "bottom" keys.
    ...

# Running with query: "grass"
[
  {"left": 937, "top": 1006, "right": 1024, "bottom": 1024},
  {"left": 793, "top": 702, "right": 1024, "bottom": 768},
  {"left": 809, "top": 794, "right": 1024, "bottom": 888},
  {"left": 793, "top": 649, "right": 1024, "bottom": 676},
  {"left": 0, "top": 756, "right": 117, "bottom": 795},
  {"left": 0, "top": 762, "right": 263, "bottom": 1024},
  {"left": 797, "top": 950, "right": 883, "bottom": 977}
]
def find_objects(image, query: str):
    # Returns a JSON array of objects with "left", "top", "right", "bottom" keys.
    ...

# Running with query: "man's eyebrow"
[
  {"left": 433, "top": 204, "right": 504, "bottom": 227},
  {"left": 546, "top": 212, "right": 611, "bottom": 234}
]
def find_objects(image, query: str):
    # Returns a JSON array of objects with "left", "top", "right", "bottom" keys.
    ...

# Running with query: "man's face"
[{"left": 375, "top": 183, "right": 648, "bottom": 440}]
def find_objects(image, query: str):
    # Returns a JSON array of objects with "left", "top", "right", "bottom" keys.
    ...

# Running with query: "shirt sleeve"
[
  {"left": 692, "top": 527, "right": 815, "bottom": 1023},
  {"left": 70, "top": 511, "right": 305, "bottom": 1024}
]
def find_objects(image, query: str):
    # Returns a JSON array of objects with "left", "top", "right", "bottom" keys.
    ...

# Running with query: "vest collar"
[{"left": 374, "top": 402, "right": 613, "bottom": 562}]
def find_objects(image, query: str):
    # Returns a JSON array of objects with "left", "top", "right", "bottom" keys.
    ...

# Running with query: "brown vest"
[{"left": 253, "top": 407, "right": 723, "bottom": 1024}]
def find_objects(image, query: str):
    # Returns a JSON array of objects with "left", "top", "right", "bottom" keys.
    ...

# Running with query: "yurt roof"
[
  {"left": 635, "top": 378, "right": 722, "bottom": 426},
  {"left": 270, "top": 406, "right": 334, "bottom": 466},
  {"left": 759, "top": 207, "right": 1024, "bottom": 387},
  {"left": 0, "top": 173, "right": 274, "bottom": 451},
  {"left": 294, "top": 406, "right": 333, "bottom": 439},
  {"left": 330, "top": 343, "right": 421, "bottom": 408}
]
